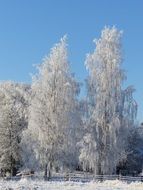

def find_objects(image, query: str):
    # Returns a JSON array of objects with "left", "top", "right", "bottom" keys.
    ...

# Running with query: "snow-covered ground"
[{"left": 0, "top": 179, "right": 143, "bottom": 190}]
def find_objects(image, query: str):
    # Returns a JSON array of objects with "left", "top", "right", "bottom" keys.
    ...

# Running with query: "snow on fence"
[{"left": 2, "top": 173, "right": 143, "bottom": 183}]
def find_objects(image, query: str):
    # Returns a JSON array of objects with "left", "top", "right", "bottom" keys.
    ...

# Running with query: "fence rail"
[{"left": 1, "top": 173, "right": 143, "bottom": 183}]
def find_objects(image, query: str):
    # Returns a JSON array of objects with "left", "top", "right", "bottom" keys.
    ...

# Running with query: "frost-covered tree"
[
  {"left": 0, "top": 82, "right": 30, "bottom": 176},
  {"left": 116, "top": 86, "right": 137, "bottom": 167},
  {"left": 26, "top": 36, "right": 80, "bottom": 179},
  {"left": 117, "top": 126, "right": 143, "bottom": 175},
  {"left": 79, "top": 27, "right": 137, "bottom": 175}
]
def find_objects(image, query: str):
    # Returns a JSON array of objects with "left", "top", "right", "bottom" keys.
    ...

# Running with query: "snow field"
[{"left": 0, "top": 179, "right": 143, "bottom": 190}]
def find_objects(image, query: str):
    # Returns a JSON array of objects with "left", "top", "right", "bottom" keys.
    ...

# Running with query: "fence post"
[
  {"left": 118, "top": 174, "right": 121, "bottom": 181},
  {"left": 100, "top": 174, "right": 103, "bottom": 182}
]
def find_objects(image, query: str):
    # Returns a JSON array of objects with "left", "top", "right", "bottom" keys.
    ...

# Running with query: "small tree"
[
  {"left": 117, "top": 127, "right": 143, "bottom": 175},
  {"left": 0, "top": 82, "right": 30, "bottom": 176}
]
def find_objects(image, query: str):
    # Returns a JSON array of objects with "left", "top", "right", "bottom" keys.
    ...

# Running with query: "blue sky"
[{"left": 0, "top": 0, "right": 143, "bottom": 121}]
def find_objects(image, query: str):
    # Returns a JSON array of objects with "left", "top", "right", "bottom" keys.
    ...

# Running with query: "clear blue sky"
[{"left": 0, "top": 0, "right": 143, "bottom": 121}]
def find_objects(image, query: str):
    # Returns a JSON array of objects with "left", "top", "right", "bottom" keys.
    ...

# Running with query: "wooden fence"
[{"left": 2, "top": 173, "right": 143, "bottom": 183}]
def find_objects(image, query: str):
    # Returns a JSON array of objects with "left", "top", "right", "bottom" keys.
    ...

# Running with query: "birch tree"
[
  {"left": 79, "top": 27, "right": 137, "bottom": 175},
  {"left": 27, "top": 36, "right": 80, "bottom": 179},
  {"left": 0, "top": 82, "right": 30, "bottom": 176}
]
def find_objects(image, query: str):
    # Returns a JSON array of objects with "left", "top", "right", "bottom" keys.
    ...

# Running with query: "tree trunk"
[
  {"left": 48, "top": 161, "right": 52, "bottom": 180},
  {"left": 48, "top": 169, "right": 51, "bottom": 180},
  {"left": 10, "top": 155, "right": 14, "bottom": 177},
  {"left": 44, "top": 164, "right": 48, "bottom": 181},
  {"left": 98, "top": 162, "right": 102, "bottom": 175}
]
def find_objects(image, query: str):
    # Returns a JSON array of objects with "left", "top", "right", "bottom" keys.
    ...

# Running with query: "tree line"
[{"left": 0, "top": 27, "right": 143, "bottom": 179}]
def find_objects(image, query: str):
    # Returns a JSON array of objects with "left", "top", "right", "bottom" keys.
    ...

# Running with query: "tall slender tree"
[
  {"left": 26, "top": 36, "right": 80, "bottom": 179},
  {"left": 79, "top": 27, "right": 137, "bottom": 175}
]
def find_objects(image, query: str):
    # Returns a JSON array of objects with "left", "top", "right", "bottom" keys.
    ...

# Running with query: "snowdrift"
[{"left": 0, "top": 179, "right": 143, "bottom": 190}]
